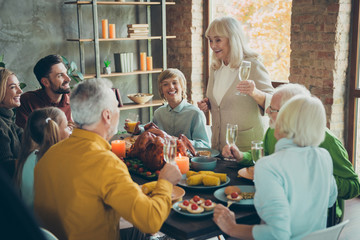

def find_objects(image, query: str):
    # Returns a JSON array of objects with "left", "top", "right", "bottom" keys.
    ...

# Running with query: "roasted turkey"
[{"left": 128, "top": 123, "right": 196, "bottom": 171}]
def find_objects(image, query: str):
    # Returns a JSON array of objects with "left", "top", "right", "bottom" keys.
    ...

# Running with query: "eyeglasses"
[{"left": 268, "top": 105, "right": 280, "bottom": 113}]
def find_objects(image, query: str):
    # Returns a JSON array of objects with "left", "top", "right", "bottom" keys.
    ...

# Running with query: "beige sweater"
[{"left": 206, "top": 57, "right": 274, "bottom": 151}]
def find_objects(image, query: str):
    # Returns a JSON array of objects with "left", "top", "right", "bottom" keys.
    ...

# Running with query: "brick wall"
[
  {"left": 167, "top": 0, "right": 204, "bottom": 104},
  {"left": 290, "top": 0, "right": 351, "bottom": 141}
]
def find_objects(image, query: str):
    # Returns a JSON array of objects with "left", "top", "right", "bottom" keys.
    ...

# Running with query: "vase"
[{"left": 103, "top": 66, "right": 111, "bottom": 74}]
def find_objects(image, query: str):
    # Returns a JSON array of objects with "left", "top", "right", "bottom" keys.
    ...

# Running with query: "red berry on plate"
[
  {"left": 126, "top": 162, "right": 131, "bottom": 167},
  {"left": 146, "top": 171, "right": 152, "bottom": 176},
  {"left": 193, "top": 195, "right": 200, "bottom": 202},
  {"left": 205, "top": 199, "right": 212, "bottom": 206},
  {"left": 183, "top": 200, "right": 189, "bottom": 206},
  {"left": 138, "top": 167, "right": 144, "bottom": 173},
  {"left": 231, "top": 192, "right": 239, "bottom": 198},
  {"left": 133, "top": 164, "right": 139, "bottom": 169},
  {"left": 155, "top": 170, "right": 160, "bottom": 175},
  {"left": 191, "top": 204, "right": 198, "bottom": 210}
]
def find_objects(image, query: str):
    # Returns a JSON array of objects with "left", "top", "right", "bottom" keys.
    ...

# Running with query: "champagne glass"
[
  {"left": 224, "top": 124, "right": 238, "bottom": 161},
  {"left": 236, "top": 60, "right": 252, "bottom": 96},
  {"left": 163, "top": 139, "right": 177, "bottom": 165},
  {"left": 251, "top": 140, "right": 264, "bottom": 163}
]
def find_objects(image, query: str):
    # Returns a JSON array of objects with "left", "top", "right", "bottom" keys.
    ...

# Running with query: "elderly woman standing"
[
  {"left": 198, "top": 16, "right": 274, "bottom": 151},
  {"left": 213, "top": 95, "right": 337, "bottom": 239},
  {"left": 0, "top": 68, "right": 23, "bottom": 179}
]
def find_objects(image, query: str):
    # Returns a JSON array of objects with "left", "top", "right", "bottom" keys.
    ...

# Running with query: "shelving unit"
[{"left": 65, "top": 0, "right": 175, "bottom": 112}]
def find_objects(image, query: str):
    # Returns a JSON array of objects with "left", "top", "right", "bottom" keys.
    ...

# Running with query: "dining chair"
[{"left": 302, "top": 219, "right": 349, "bottom": 240}]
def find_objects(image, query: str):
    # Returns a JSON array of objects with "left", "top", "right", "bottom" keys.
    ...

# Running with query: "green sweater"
[{"left": 242, "top": 128, "right": 360, "bottom": 219}]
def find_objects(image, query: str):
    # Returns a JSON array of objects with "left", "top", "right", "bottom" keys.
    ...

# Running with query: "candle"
[
  {"left": 146, "top": 56, "right": 153, "bottom": 71},
  {"left": 102, "top": 19, "right": 108, "bottom": 39},
  {"left": 109, "top": 24, "right": 116, "bottom": 38},
  {"left": 140, "top": 52, "right": 146, "bottom": 71},
  {"left": 175, "top": 156, "right": 189, "bottom": 174},
  {"left": 111, "top": 140, "right": 126, "bottom": 158}
]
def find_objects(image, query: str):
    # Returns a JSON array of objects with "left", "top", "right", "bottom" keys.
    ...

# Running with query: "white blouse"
[{"left": 213, "top": 62, "right": 238, "bottom": 105}]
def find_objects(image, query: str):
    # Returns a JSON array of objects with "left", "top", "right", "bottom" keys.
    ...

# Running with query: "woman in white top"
[
  {"left": 213, "top": 95, "right": 337, "bottom": 239},
  {"left": 198, "top": 16, "right": 274, "bottom": 151},
  {"left": 15, "top": 107, "right": 71, "bottom": 210}
]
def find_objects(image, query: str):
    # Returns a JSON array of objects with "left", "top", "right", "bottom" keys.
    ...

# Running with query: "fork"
[{"left": 227, "top": 200, "right": 235, "bottom": 208}]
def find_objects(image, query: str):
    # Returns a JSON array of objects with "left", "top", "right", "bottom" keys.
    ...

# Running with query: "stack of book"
[{"left": 127, "top": 24, "right": 149, "bottom": 38}]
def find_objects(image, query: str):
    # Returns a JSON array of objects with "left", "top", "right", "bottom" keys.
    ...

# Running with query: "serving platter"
[{"left": 213, "top": 185, "right": 255, "bottom": 206}]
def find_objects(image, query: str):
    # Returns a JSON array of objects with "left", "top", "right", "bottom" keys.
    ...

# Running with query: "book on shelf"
[
  {"left": 127, "top": 24, "right": 149, "bottom": 28},
  {"left": 128, "top": 27, "right": 148, "bottom": 31},
  {"left": 128, "top": 29, "right": 149, "bottom": 33},
  {"left": 128, "top": 34, "right": 149, "bottom": 38},
  {"left": 114, "top": 52, "right": 134, "bottom": 73}
]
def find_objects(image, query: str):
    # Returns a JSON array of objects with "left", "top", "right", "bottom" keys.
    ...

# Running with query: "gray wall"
[{"left": 0, "top": 0, "right": 163, "bottom": 130}]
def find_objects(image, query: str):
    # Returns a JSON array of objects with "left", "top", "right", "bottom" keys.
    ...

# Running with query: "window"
[{"left": 210, "top": 0, "right": 292, "bottom": 82}]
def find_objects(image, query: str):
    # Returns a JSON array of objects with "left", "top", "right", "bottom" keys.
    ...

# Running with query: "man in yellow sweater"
[{"left": 34, "top": 78, "right": 182, "bottom": 240}]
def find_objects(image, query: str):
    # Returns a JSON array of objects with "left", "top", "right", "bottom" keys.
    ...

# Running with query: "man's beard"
[{"left": 50, "top": 82, "right": 70, "bottom": 94}]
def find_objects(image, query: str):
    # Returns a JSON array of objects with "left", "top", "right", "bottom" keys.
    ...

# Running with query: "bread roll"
[{"left": 224, "top": 186, "right": 241, "bottom": 195}]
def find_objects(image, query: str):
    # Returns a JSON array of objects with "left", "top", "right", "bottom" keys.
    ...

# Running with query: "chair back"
[
  {"left": 40, "top": 228, "right": 58, "bottom": 240},
  {"left": 302, "top": 219, "right": 349, "bottom": 240}
]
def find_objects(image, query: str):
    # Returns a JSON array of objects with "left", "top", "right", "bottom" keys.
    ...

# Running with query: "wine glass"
[
  {"left": 163, "top": 139, "right": 177, "bottom": 165},
  {"left": 251, "top": 140, "right": 264, "bottom": 163},
  {"left": 236, "top": 60, "right": 252, "bottom": 96},
  {"left": 224, "top": 124, "right": 238, "bottom": 161}
]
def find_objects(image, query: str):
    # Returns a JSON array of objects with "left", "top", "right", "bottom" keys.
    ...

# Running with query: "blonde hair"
[
  {"left": 0, "top": 68, "right": 15, "bottom": 103},
  {"left": 205, "top": 16, "right": 259, "bottom": 70},
  {"left": 275, "top": 95, "right": 326, "bottom": 147},
  {"left": 157, "top": 68, "right": 187, "bottom": 101},
  {"left": 15, "top": 107, "right": 63, "bottom": 189}
]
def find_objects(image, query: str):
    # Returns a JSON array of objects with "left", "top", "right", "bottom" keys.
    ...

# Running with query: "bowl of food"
[
  {"left": 127, "top": 93, "right": 153, "bottom": 104},
  {"left": 191, "top": 157, "right": 217, "bottom": 171}
]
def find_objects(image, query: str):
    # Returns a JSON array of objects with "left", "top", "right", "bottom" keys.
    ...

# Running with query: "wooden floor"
[{"left": 339, "top": 197, "right": 360, "bottom": 239}]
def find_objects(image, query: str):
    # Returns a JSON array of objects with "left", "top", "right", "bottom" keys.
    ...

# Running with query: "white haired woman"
[
  {"left": 213, "top": 95, "right": 338, "bottom": 239},
  {"left": 197, "top": 16, "right": 274, "bottom": 151}
]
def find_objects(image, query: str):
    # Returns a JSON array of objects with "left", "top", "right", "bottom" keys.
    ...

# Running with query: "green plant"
[
  {"left": 104, "top": 59, "right": 111, "bottom": 68},
  {"left": 0, "top": 54, "right": 26, "bottom": 89},
  {"left": 62, "top": 56, "right": 84, "bottom": 83}
]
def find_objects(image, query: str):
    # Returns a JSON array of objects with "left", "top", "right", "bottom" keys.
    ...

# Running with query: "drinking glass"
[
  {"left": 236, "top": 60, "right": 252, "bottom": 96},
  {"left": 163, "top": 139, "right": 177, "bottom": 165},
  {"left": 251, "top": 140, "right": 264, "bottom": 163},
  {"left": 224, "top": 124, "right": 238, "bottom": 161},
  {"left": 126, "top": 113, "right": 139, "bottom": 133}
]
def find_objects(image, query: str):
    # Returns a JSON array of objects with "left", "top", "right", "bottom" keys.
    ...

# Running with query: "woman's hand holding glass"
[{"left": 236, "top": 61, "right": 251, "bottom": 96}]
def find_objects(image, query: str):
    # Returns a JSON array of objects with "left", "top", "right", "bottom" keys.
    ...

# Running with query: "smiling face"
[
  {"left": 208, "top": 35, "right": 230, "bottom": 65},
  {"left": 0, "top": 74, "right": 23, "bottom": 109},
  {"left": 266, "top": 93, "right": 282, "bottom": 129},
  {"left": 57, "top": 111, "right": 71, "bottom": 140},
  {"left": 42, "top": 63, "right": 71, "bottom": 94},
  {"left": 161, "top": 77, "right": 183, "bottom": 107}
]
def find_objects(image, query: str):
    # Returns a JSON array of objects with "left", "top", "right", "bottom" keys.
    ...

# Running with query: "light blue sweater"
[
  {"left": 152, "top": 99, "right": 210, "bottom": 148},
  {"left": 252, "top": 138, "right": 338, "bottom": 240},
  {"left": 21, "top": 150, "right": 38, "bottom": 210}
]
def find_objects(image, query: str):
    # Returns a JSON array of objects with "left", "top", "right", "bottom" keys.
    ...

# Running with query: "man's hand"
[
  {"left": 222, "top": 144, "right": 243, "bottom": 161},
  {"left": 158, "top": 163, "right": 182, "bottom": 185}
]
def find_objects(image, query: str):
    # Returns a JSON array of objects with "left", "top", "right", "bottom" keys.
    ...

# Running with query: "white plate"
[{"left": 214, "top": 185, "right": 255, "bottom": 205}]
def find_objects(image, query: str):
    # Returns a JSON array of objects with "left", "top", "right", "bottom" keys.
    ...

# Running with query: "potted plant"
[
  {"left": 103, "top": 59, "right": 111, "bottom": 74},
  {"left": 61, "top": 56, "right": 84, "bottom": 83}
]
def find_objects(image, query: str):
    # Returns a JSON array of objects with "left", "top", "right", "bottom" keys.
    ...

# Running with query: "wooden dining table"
[{"left": 130, "top": 157, "right": 261, "bottom": 240}]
